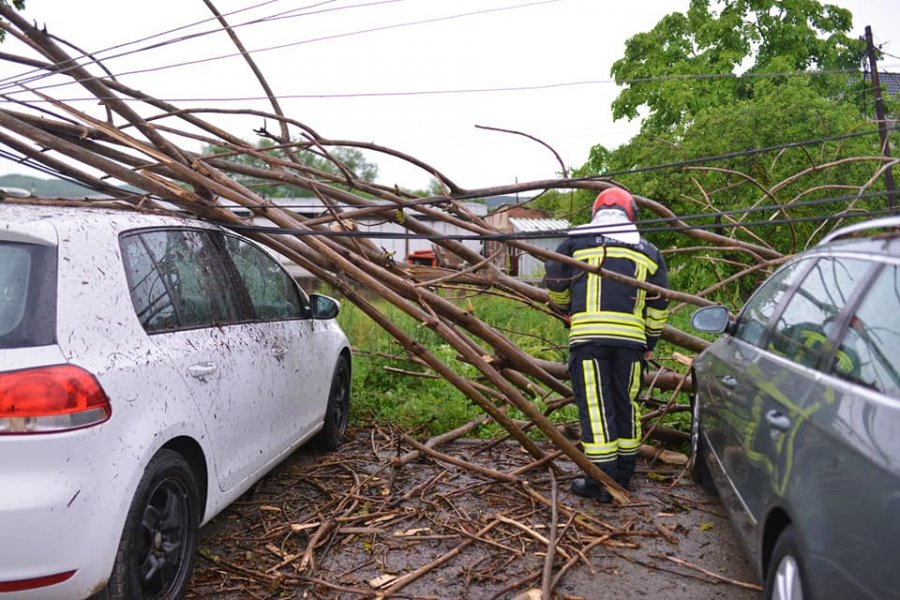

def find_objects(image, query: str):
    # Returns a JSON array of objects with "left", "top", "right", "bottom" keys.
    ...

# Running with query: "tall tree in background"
[
  {"left": 610, "top": 0, "right": 865, "bottom": 134},
  {"left": 568, "top": 0, "right": 889, "bottom": 303},
  {"left": 204, "top": 140, "right": 378, "bottom": 198}
]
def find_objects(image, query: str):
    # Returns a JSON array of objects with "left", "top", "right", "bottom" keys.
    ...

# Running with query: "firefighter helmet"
[{"left": 592, "top": 188, "right": 637, "bottom": 221}]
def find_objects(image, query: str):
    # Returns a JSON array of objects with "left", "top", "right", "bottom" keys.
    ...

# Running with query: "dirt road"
[{"left": 188, "top": 431, "right": 761, "bottom": 599}]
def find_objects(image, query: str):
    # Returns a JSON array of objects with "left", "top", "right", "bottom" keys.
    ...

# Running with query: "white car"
[{"left": 0, "top": 204, "right": 352, "bottom": 599}]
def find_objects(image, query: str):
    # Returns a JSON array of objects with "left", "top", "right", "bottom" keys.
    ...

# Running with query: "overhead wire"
[
  {"left": 20, "top": 184, "right": 888, "bottom": 243},
  {"left": 0, "top": 0, "right": 372, "bottom": 90},
  {"left": 0, "top": 119, "right": 894, "bottom": 214},
  {"left": 0, "top": 0, "right": 562, "bottom": 98},
  {"left": 0, "top": 67, "right": 877, "bottom": 106},
  {"left": 0, "top": 1, "right": 891, "bottom": 105}
]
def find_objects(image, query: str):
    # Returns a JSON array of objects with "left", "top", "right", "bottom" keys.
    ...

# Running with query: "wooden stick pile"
[{"left": 189, "top": 429, "right": 763, "bottom": 599}]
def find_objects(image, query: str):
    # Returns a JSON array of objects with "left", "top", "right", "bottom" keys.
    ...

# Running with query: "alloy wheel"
[{"left": 771, "top": 555, "right": 804, "bottom": 600}]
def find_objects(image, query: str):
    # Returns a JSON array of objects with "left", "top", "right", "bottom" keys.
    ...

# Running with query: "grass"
[{"left": 336, "top": 291, "right": 695, "bottom": 442}]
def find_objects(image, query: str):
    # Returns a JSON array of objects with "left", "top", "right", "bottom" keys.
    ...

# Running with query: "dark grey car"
[{"left": 690, "top": 217, "right": 900, "bottom": 600}]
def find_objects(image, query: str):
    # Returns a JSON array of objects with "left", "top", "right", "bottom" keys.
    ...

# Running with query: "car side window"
[
  {"left": 734, "top": 259, "right": 809, "bottom": 347},
  {"left": 121, "top": 229, "right": 238, "bottom": 332},
  {"left": 834, "top": 265, "right": 900, "bottom": 396},
  {"left": 220, "top": 234, "right": 306, "bottom": 320},
  {"left": 767, "top": 258, "right": 871, "bottom": 369}
]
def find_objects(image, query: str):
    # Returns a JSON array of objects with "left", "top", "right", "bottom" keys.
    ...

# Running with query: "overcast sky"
[{"left": 0, "top": 0, "right": 896, "bottom": 192}]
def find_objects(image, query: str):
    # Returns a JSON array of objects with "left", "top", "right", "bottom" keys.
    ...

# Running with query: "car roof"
[
  {"left": 0, "top": 202, "right": 218, "bottom": 242},
  {"left": 807, "top": 216, "right": 900, "bottom": 259}
]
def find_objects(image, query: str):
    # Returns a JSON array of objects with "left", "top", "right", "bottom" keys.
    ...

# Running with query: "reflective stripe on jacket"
[{"left": 544, "top": 233, "right": 669, "bottom": 350}]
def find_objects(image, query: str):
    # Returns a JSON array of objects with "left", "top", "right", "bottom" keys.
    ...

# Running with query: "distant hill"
[{"left": 0, "top": 174, "right": 102, "bottom": 198}]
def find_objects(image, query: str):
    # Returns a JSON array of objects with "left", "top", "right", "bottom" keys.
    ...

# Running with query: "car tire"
[
  {"left": 311, "top": 355, "right": 350, "bottom": 451},
  {"left": 690, "top": 391, "right": 715, "bottom": 493},
  {"left": 765, "top": 525, "right": 809, "bottom": 600},
  {"left": 95, "top": 449, "right": 200, "bottom": 600}
]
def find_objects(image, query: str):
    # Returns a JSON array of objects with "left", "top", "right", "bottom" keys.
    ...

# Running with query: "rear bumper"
[{"left": 0, "top": 425, "right": 134, "bottom": 600}]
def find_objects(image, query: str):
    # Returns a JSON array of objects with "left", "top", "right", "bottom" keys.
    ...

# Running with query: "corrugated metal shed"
[
  {"left": 509, "top": 218, "right": 570, "bottom": 233},
  {"left": 235, "top": 197, "right": 488, "bottom": 279},
  {"left": 508, "top": 218, "right": 571, "bottom": 281}
]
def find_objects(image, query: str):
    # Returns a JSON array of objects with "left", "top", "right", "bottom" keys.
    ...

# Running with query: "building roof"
[
  {"left": 864, "top": 71, "right": 900, "bottom": 96},
  {"left": 219, "top": 196, "right": 489, "bottom": 219},
  {"left": 880, "top": 72, "right": 900, "bottom": 96},
  {"left": 508, "top": 217, "right": 570, "bottom": 232}
]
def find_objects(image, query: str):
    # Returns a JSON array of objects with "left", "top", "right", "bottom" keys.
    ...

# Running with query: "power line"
[
  {"left": 1, "top": 121, "right": 893, "bottom": 215},
  {"left": 1, "top": 2, "right": 889, "bottom": 104},
  {"left": 0, "top": 0, "right": 389, "bottom": 90},
  {"left": 166, "top": 189, "right": 898, "bottom": 242},
  {"left": 0, "top": 67, "right": 877, "bottom": 106},
  {"left": 0, "top": 0, "right": 562, "bottom": 97},
  {"left": 573, "top": 126, "right": 899, "bottom": 187}
]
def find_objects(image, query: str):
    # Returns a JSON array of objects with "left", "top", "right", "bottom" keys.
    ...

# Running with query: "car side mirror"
[
  {"left": 691, "top": 305, "right": 732, "bottom": 334},
  {"left": 309, "top": 294, "right": 340, "bottom": 320}
]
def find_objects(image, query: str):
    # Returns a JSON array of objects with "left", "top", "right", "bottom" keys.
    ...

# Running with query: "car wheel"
[
  {"left": 690, "top": 391, "right": 715, "bottom": 492},
  {"left": 311, "top": 355, "right": 350, "bottom": 451},
  {"left": 765, "top": 525, "right": 808, "bottom": 600},
  {"left": 97, "top": 449, "right": 200, "bottom": 600}
]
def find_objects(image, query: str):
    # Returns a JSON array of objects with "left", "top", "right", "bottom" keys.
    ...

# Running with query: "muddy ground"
[{"left": 188, "top": 429, "right": 762, "bottom": 599}]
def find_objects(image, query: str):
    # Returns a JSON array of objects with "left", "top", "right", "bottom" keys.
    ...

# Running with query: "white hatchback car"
[{"left": 0, "top": 204, "right": 352, "bottom": 599}]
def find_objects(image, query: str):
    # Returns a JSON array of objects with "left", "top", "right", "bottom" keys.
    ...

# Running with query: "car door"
[
  {"left": 745, "top": 256, "right": 872, "bottom": 517},
  {"left": 120, "top": 228, "right": 294, "bottom": 492},
  {"left": 695, "top": 258, "right": 812, "bottom": 540},
  {"left": 217, "top": 233, "right": 323, "bottom": 454}
]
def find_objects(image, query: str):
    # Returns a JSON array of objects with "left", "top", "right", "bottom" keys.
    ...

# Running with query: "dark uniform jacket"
[{"left": 544, "top": 229, "right": 669, "bottom": 352}]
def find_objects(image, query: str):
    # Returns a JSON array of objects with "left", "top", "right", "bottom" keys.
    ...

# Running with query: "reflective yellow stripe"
[
  {"left": 583, "top": 441, "right": 618, "bottom": 462},
  {"left": 580, "top": 250, "right": 605, "bottom": 311},
  {"left": 835, "top": 350, "right": 855, "bottom": 374},
  {"left": 571, "top": 312, "right": 646, "bottom": 340},
  {"left": 583, "top": 359, "right": 608, "bottom": 444},
  {"left": 628, "top": 361, "right": 642, "bottom": 443},
  {"left": 573, "top": 311, "right": 644, "bottom": 327},
  {"left": 570, "top": 324, "right": 646, "bottom": 341},
  {"left": 548, "top": 289, "right": 570, "bottom": 305},
  {"left": 646, "top": 307, "right": 668, "bottom": 327},
  {"left": 573, "top": 247, "right": 659, "bottom": 274}
]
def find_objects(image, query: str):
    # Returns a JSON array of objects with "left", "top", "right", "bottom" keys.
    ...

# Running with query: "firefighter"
[{"left": 544, "top": 187, "right": 669, "bottom": 502}]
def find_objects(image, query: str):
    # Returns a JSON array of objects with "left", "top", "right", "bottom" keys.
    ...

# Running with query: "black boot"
[
  {"left": 618, "top": 457, "right": 636, "bottom": 490},
  {"left": 570, "top": 478, "right": 612, "bottom": 503}
]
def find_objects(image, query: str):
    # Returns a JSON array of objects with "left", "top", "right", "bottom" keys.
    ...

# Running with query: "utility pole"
[{"left": 865, "top": 25, "right": 897, "bottom": 210}]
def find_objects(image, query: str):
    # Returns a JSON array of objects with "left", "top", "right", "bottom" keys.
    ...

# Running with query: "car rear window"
[
  {"left": 0, "top": 242, "right": 57, "bottom": 348},
  {"left": 836, "top": 264, "right": 900, "bottom": 396}
]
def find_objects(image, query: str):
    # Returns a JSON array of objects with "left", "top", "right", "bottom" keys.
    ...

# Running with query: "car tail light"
[{"left": 0, "top": 365, "right": 111, "bottom": 434}]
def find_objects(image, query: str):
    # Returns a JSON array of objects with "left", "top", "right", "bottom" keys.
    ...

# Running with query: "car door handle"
[
  {"left": 721, "top": 375, "right": 737, "bottom": 389},
  {"left": 765, "top": 410, "right": 791, "bottom": 432},
  {"left": 188, "top": 362, "right": 217, "bottom": 379},
  {"left": 272, "top": 344, "right": 288, "bottom": 359}
]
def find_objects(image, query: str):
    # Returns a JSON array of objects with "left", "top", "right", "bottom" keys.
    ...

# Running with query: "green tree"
[
  {"left": 610, "top": 0, "right": 865, "bottom": 135},
  {"left": 203, "top": 140, "right": 378, "bottom": 198},
  {"left": 568, "top": 1, "right": 890, "bottom": 304}
]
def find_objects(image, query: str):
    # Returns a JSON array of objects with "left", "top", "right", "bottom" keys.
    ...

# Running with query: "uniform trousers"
[{"left": 568, "top": 343, "right": 644, "bottom": 484}]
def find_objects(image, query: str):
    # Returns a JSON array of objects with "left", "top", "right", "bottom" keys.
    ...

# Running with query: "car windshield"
[{"left": 0, "top": 242, "right": 57, "bottom": 348}]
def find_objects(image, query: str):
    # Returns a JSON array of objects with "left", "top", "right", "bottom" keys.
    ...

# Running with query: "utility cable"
[{"left": 0, "top": 0, "right": 560, "bottom": 96}]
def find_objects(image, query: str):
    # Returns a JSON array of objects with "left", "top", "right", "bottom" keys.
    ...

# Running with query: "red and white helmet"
[{"left": 591, "top": 187, "right": 637, "bottom": 221}]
